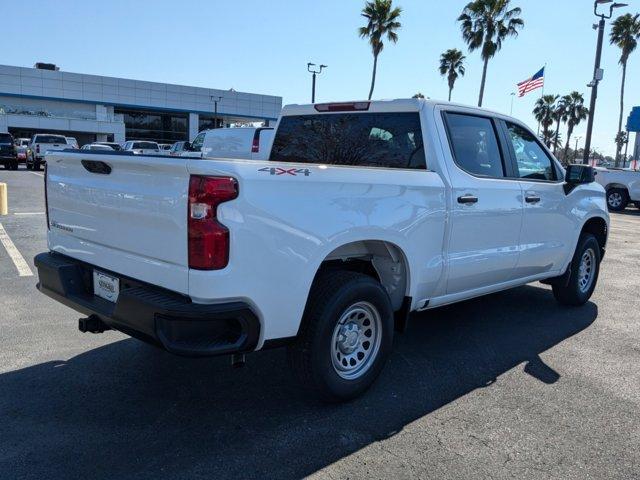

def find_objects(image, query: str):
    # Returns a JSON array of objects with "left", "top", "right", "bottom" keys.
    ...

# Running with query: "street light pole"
[
  {"left": 583, "top": 0, "right": 628, "bottom": 164},
  {"left": 210, "top": 95, "right": 222, "bottom": 129},
  {"left": 510, "top": 92, "right": 515, "bottom": 116},
  {"left": 307, "top": 63, "right": 327, "bottom": 103}
]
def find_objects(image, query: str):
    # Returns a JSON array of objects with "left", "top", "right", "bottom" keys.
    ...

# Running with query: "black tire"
[
  {"left": 33, "top": 161, "right": 41, "bottom": 171},
  {"left": 26, "top": 160, "right": 32, "bottom": 170},
  {"left": 634, "top": 202, "right": 640, "bottom": 210},
  {"left": 552, "top": 233, "right": 601, "bottom": 306},
  {"left": 12, "top": 161, "right": 19, "bottom": 170},
  {"left": 288, "top": 270, "right": 394, "bottom": 402},
  {"left": 606, "top": 188, "right": 628, "bottom": 212}
]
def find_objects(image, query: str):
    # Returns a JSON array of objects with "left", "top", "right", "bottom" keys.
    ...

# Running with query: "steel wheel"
[
  {"left": 330, "top": 301, "right": 382, "bottom": 380},
  {"left": 578, "top": 247, "right": 596, "bottom": 293}
]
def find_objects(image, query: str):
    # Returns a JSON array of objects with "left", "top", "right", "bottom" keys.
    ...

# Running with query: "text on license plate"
[{"left": 93, "top": 270, "right": 120, "bottom": 303}]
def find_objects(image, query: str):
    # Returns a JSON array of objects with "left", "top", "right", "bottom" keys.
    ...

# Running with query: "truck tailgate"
[{"left": 46, "top": 152, "right": 191, "bottom": 294}]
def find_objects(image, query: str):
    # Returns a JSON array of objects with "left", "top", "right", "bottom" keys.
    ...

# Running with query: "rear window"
[
  {"left": 269, "top": 112, "right": 426, "bottom": 169},
  {"left": 35, "top": 135, "right": 66, "bottom": 144},
  {"left": 0, "top": 133, "right": 12, "bottom": 143},
  {"left": 132, "top": 142, "right": 159, "bottom": 150}
]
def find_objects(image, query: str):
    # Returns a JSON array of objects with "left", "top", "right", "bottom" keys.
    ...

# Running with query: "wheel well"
[
  {"left": 316, "top": 240, "right": 408, "bottom": 312},
  {"left": 605, "top": 183, "right": 628, "bottom": 194},
  {"left": 581, "top": 217, "right": 607, "bottom": 256}
]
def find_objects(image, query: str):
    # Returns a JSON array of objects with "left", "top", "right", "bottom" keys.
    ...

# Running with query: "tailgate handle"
[{"left": 81, "top": 160, "right": 112, "bottom": 175}]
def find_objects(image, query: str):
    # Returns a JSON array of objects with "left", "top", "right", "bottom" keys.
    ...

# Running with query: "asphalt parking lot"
[{"left": 0, "top": 166, "right": 638, "bottom": 480}]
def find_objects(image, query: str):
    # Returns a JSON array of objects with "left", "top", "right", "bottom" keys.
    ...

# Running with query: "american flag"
[{"left": 517, "top": 67, "right": 545, "bottom": 97}]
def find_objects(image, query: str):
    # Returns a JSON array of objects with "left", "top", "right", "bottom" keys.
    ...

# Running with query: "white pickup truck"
[
  {"left": 594, "top": 167, "right": 640, "bottom": 211},
  {"left": 35, "top": 99, "right": 609, "bottom": 401}
]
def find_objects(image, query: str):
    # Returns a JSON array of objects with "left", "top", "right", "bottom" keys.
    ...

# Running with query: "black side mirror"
[
  {"left": 564, "top": 164, "right": 595, "bottom": 194},
  {"left": 183, "top": 141, "right": 192, "bottom": 151}
]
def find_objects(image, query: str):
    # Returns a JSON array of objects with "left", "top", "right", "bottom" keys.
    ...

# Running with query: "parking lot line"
[
  {"left": 29, "top": 171, "right": 44, "bottom": 178},
  {"left": 0, "top": 223, "right": 33, "bottom": 277},
  {"left": 14, "top": 212, "right": 45, "bottom": 216}
]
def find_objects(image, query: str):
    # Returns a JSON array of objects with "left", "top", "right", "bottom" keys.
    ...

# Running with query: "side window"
[
  {"left": 506, "top": 123, "right": 556, "bottom": 181},
  {"left": 191, "top": 133, "right": 205, "bottom": 152},
  {"left": 445, "top": 113, "right": 505, "bottom": 178}
]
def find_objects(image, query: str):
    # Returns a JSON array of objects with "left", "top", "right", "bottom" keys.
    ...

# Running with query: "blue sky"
[{"left": 5, "top": 0, "right": 639, "bottom": 156}]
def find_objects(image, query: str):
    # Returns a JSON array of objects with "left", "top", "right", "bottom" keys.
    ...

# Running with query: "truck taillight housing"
[
  {"left": 36, "top": 144, "right": 40, "bottom": 154},
  {"left": 251, "top": 132, "right": 260, "bottom": 153},
  {"left": 188, "top": 175, "right": 238, "bottom": 270}
]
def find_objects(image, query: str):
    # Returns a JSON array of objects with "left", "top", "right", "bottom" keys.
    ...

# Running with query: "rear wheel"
[
  {"left": 606, "top": 188, "right": 628, "bottom": 211},
  {"left": 288, "top": 271, "right": 394, "bottom": 402},
  {"left": 33, "top": 161, "right": 41, "bottom": 171},
  {"left": 552, "top": 233, "right": 601, "bottom": 306}
]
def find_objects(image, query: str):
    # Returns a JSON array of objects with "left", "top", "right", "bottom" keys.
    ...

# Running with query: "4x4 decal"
[{"left": 258, "top": 167, "right": 311, "bottom": 176}]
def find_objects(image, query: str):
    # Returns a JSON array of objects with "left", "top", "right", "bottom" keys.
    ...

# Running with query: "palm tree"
[
  {"left": 458, "top": 0, "right": 524, "bottom": 107},
  {"left": 541, "top": 129, "right": 562, "bottom": 151},
  {"left": 610, "top": 13, "right": 640, "bottom": 165},
  {"left": 552, "top": 97, "right": 568, "bottom": 154},
  {"left": 439, "top": 49, "right": 466, "bottom": 101},
  {"left": 561, "top": 91, "right": 589, "bottom": 161},
  {"left": 359, "top": 0, "right": 402, "bottom": 101},
  {"left": 533, "top": 94, "right": 558, "bottom": 148}
]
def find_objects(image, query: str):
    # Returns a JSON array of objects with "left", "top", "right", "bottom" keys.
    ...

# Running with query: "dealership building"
[{"left": 0, "top": 64, "right": 282, "bottom": 146}]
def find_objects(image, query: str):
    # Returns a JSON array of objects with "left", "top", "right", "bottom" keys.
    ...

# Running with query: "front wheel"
[
  {"left": 606, "top": 188, "right": 628, "bottom": 211},
  {"left": 552, "top": 233, "right": 601, "bottom": 306},
  {"left": 288, "top": 271, "right": 394, "bottom": 402}
]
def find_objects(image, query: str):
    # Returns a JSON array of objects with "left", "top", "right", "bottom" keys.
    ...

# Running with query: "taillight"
[
  {"left": 44, "top": 163, "right": 50, "bottom": 230},
  {"left": 36, "top": 144, "right": 40, "bottom": 154},
  {"left": 188, "top": 176, "right": 238, "bottom": 270},
  {"left": 251, "top": 131, "right": 260, "bottom": 153}
]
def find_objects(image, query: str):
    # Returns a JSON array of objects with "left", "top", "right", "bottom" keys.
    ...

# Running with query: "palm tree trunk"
[
  {"left": 478, "top": 57, "right": 489, "bottom": 107},
  {"left": 615, "top": 60, "right": 627, "bottom": 167},
  {"left": 368, "top": 53, "right": 378, "bottom": 101},
  {"left": 448, "top": 86, "right": 452, "bottom": 102},
  {"left": 554, "top": 118, "right": 561, "bottom": 154},
  {"left": 564, "top": 124, "right": 574, "bottom": 162}
]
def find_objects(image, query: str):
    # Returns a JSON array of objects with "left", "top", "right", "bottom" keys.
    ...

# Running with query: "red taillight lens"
[
  {"left": 188, "top": 176, "right": 238, "bottom": 270},
  {"left": 251, "top": 132, "right": 260, "bottom": 153},
  {"left": 44, "top": 163, "right": 50, "bottom": 230}
]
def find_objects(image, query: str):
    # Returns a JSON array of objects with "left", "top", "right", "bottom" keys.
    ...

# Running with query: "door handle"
[
  {"left": 457, "top": 195, "right": 478, "bottom": 204},
  {"left": 525, "top": 195, "right": 541, "bottom": 204}
]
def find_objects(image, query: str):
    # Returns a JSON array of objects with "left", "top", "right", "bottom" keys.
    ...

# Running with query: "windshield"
[
  {"left": 0, "top": 133, "right": 13, "bottom": 144},
  {"left": 132, "top": 142, "right": 159, "bottom": 150},
  {"left": 35, "top": 135, "right": 67, "bottom": 144}
]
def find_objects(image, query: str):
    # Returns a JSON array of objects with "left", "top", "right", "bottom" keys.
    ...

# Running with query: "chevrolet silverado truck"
[
  {"left": 27, "top": 133, "right": 69, "bottom": 171},
  {"left": 594, "top": 166, "right": 640, "bottom": 211},
  {"left": 35, "top": 99, "right": 609, "bottom": 401}
]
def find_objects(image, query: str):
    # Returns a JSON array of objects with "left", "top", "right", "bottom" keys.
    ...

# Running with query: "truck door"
[
  {"left": 441, "top": 112, "right": 523, "bottom": 294},
  {"left": 500, "top": 121, "right": 575, "bottom": 277}
]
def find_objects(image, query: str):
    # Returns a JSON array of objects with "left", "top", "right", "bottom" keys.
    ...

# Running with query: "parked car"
[
  {"left": 27, "top": 133, "right": 68, "bottom": 170},
  {"left": 81, "top": 144, "right": 114, "bottom": 151},
  {"left": 187, "top": 127, "right": 274, "bottom": 160},
  {"left": 122, "top": 140, "right": 160, "bottom": 155},
  {"left": 15, "top": 138, "right": 30, "bottom": 164},
  {"left": 93, "top": 142, "right": 123, "bottom": 151},
  {"left": 169, "top": 141, "right": 190, "bottom": 156},
  {"left": 35, "top": 99, "right": 609, "bottom": 402},
  {"left": 158, "top": 143, "right": 172, "bottom": 155},
  {"left": 0, "top": 132, "right": 18, "bottom": 170},
  {"left": 594, "top": 166, "right": 640, "bottom": 211},
  {"left": 65, "top": 137, "right": 79, "bottom": 149}
]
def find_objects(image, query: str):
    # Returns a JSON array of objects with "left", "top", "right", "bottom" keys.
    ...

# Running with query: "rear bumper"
[{"left": 34, "top": 252, "right": 260, "bottom": 357}]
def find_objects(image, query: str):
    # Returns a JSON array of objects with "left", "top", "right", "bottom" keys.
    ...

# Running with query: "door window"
[
  {"left": 445, "top": 113, "right": 505, "bottom": 178},
  {"left": 191, "top": 133, "right": 205, "bottom": 153},
  {"left": 506, "top": 123, "right": 556, "bottom": 181}
]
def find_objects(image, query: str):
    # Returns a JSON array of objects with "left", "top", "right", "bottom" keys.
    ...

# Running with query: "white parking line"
[
  {"left": 0, "top": 223, "right": 33, "bottom": 277},
  {"left": 29, "top": 171, "right": 44, "bottom": 178},
  {"left": 14, "top": 212, "right": 45, "bottom": 216}
]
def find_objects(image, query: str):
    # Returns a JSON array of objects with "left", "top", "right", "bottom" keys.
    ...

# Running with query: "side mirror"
[
  {"left": 183, "top": 141, "right": 192, "bottom": 151},
  {"left": 564, "top": 164, "right": 595, "bottom": 194}
]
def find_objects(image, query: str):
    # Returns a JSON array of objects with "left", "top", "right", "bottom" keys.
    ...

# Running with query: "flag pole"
[{"left": 537, "top": 63, "right": 546, "bottom": 136}]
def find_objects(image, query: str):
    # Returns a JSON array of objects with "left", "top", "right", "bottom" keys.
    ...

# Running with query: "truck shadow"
[{"left": 0, "top": 285, "right": 597, "bottom": 479}]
